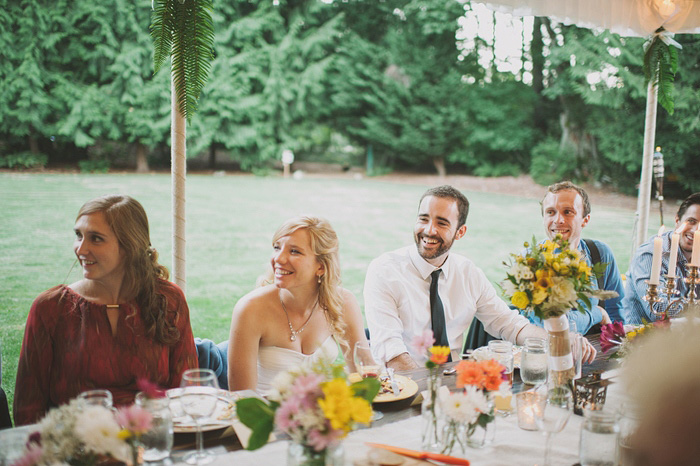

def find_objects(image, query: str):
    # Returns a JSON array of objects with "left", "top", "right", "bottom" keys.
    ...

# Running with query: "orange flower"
[
  {"left": 455, "top": 360, "right": 485, "bottom": 389},
  {"left": 429, "top": 346, "right": 451, "bottom": 365},
  {"left": 481, "top": 359, "right": 505, "bottom": 378}
]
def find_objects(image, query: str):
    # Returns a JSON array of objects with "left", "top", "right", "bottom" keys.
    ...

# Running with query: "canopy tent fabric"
[
  {"left": 477, "top": 0, "right": 700, "bottom": 250},
  {"left": 481, "top": 0, "right": 700, "bottom": 36}
]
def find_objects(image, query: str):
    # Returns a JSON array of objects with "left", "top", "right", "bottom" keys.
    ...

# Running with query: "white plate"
[
  {"left": 167, "top": 388, "right": 239, "bottom": 433},
  {"left": 469, "top": 345, "right": 523, "bottom": 368}
]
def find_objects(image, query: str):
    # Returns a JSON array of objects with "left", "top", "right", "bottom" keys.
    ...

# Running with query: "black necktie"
[{"left": 430, "top": 269, "right": 452, "bottom": 362}]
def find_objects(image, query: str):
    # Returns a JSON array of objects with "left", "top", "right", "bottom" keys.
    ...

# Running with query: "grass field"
[{"left": 0, "top": 172, "right": 649, "bottom": 419}]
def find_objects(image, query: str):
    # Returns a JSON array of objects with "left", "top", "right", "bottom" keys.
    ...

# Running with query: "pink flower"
[
  {"left": 292, "top": 374, "right": 324, "bottom": 409},
  {"left": 275, "top": 396, "right": 302, "bottom": 432},
  {"left": 11, "top": 443, "right": 42, "bottom": 466},
  {"left": 116, "top": 405, "right": 153, "bottom": 435},
  {"left": 412, "top": 329, "right": 435, "bottom": 356},
  {"left": 137, "top": 378, "right": 166, "bottom": 399},
  {"left": 600, "top": 322, "right": 625, "bottom": 353},
  {"left": 306, "top": 427, "right": 343, "bottom": 452}
]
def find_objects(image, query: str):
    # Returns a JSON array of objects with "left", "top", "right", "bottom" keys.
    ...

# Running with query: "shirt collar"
[{"left": 408, "top": 245, "right": 452, "bottom": 281}]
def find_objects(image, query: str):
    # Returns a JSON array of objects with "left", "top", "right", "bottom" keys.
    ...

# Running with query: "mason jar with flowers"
[
  {"left": 443, "top": 359, "right": 510, "bottom": 449},
  {"left": 502, "top": 235, "right": 618, "bottom": 385},
  {"left": 411, "top": 329, "right": 451, "bottom": 452},
  {"left": 235, "top": 362, "right": 379, "bottom": 466}
]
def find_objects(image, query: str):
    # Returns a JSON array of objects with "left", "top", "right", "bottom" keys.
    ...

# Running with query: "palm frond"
[
  {"left": 643, "top": 32, "right": 680, "bottom": 115},
  {"left": 151, "top": 0, "right": 214, "bottom": 122},
  {"left": 150, "top": 0, "right": 175, "bottom": 74}
]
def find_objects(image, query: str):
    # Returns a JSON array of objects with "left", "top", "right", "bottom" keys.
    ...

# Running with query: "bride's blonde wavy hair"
[{"left": 260, "top": 216, "right": 347, "bottom": 348}]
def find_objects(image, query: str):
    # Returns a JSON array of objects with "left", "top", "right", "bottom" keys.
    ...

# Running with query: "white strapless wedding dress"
[{"left": 256, "top": 336, "right": 339, "bottom": 394}]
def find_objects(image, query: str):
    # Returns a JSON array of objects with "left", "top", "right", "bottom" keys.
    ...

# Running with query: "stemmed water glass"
[
  {"left": 180, "top": 369, "right": 220, "bottom": 465},
  {"left": 353, "top": 341, "right": 384, "bottom": 421},
  {"left": 534, "top": 384, "right": 573, "bottom": 466}
]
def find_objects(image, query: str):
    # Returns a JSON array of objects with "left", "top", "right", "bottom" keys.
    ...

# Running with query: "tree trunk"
[
  {"left": 135, "top": 142, "right": 149, "bottom": 173},
  {"left": 433, "top": 157, "right": 446, "bottom": 178},
  {"left": 28, "top": 135, "right": 39, "bottom": 154},
  {"left": 208, "top": 143, "right": 217, "bottom": 170},
  {"left": 531, "top": 18, "right": 546, "bottom": 133}
]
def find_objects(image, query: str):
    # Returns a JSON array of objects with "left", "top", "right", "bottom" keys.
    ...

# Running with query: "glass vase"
[
  {"left": 134, "top": 392, "right": 173, "bottom": 462},
  {"left": 287, "top": 441, "right": 344, "bottom": 466},
  {"left": 465, "top": 418, "right": 496, "bottom": 449},
  {"left": 440, "top": 419, "right": 466, "bottom": 456},
  {"left": 421, "top": 371, "right": 442, "bottom": 452},
  {"left": 544, "top": 315, "right": 575, "bottom": 386}
]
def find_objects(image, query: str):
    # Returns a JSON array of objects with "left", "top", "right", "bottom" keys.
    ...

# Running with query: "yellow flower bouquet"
[
  {"left": 235, "top": 361, "right": 379, "bottom": 463},
  {"left": 502, "top": 235, "right": 618, "bottom": 384},
  {"left": 502, "top": 235, "right": 615, "bottom": 321}
]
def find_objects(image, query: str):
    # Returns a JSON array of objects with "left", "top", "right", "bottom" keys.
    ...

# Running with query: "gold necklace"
[{"left": 279, "top": 291, "right": 317, "bottom": 342}]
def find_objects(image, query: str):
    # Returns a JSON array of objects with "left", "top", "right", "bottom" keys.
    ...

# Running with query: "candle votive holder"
[{"left": 516, "top": 389, "right": 544, "bottom": 431}]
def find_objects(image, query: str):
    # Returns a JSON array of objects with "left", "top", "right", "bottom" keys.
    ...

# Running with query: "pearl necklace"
[{"left": 279, "top": 292, "right": 317, "bottom": 342}]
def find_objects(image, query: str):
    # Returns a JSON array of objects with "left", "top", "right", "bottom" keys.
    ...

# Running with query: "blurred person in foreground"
[
  {"left": 14, "top": 195, "right": 197, "bottom": 425},
  {"left": 622, "top": 317, "right": 700, "bottom": 465},
  {"left": 624, "top": 192, "right": 700, "bottom": 324},
  {"left": 226, "top": 216, "right": 369, "bottom": 394},
  {"left": 364, "top": 185, "right": 596, "bottom": 370}
]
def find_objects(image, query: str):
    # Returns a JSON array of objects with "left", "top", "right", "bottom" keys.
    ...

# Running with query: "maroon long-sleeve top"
[{"left": 14, "top": 279, "right": 197, "bottom": 425}]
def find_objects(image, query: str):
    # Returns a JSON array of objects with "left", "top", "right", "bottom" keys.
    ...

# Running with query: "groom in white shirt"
[{"left": 364, "top": 185, "right": 594, "bottom": 370}]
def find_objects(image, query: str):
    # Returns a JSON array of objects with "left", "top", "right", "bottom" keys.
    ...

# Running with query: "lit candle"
[
  {"left": 649, "top": 228, "right": 664, "bottom": 285},
  {"left": 668, "top": 232, "right": 680, "bottom": 278},
  {"left": 692, "top": 229, "right": 700, "bottom": 266}
]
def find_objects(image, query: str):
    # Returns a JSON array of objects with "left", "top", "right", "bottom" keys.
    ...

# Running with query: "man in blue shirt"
[
  {"left": 530, "top": 181, "right": 626, "bottom": 334},
  {"left": 624, "top": 193, "right": 700, "bottom": 324}
]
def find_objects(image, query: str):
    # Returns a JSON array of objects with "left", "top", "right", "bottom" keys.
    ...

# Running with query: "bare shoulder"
[
  {"left": 233, "top": 285, "right": 278, "bottom": 319},
  {"left": 339, "top": 287, "right": 360, "bottom": 307}
]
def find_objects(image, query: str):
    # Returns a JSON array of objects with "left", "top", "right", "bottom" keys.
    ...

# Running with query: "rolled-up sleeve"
[
  {"left": 473, "top": 268, "right": 530, "bottom": 343},
  {"left": 625, "top": 249, "right": 655, "bottom": 324}
]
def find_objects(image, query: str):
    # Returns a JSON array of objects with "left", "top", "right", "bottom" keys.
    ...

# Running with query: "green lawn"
[{"left": 0, "top": 172, "right": 650, "bottom": 419}]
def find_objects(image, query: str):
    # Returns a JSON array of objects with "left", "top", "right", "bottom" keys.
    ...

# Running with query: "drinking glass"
[
  {"left": 579, "top": 408, "right": 619, "bottom": 466},
  {"left": 180, "top": 369, "right": 220, "bottom": 465},
  {"left": 534, "top": 385, "right": 573, "bottom": 466},
  {"left": 487, "top": 340, "right": 514, "bottom": 415},
  {"left": 521, "top": 338, "right": 547, "bottom": 385},
  {"left": 353, "top": 341, "right": 384, "bottom": 421},
  {"left": 569, "top": 321, "right": 582, "bottom": 380},
  {"left": 77, "top": 389, "right": 114, "bottom": 409},
  {"left": 135, "top": 392, "right": 173, "bottom": 462}
]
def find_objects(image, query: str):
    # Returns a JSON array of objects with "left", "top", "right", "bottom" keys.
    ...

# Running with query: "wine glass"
[
  {"left": 353, "top": 341, "right": 384, "bottom": 421},
  {"left": 180, "top": 369, "right": 220, "bottom": 465},
  {"left": 534, "top": 385, "right": 573, "bottom": 466}
]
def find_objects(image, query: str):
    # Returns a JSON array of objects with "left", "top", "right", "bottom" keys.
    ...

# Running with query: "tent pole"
[
  {"left": 172, "top": 75, "right": 187, "bottom": 292},
  {"left": 634, "top": 80, "right": 659, "bottom": 250}
]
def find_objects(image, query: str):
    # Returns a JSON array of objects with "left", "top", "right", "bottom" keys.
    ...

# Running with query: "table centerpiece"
[
  {"left": 12, "top": 397, "right": 152, "bottom": 466},
  {"left": 412, "top": 329, "right": 451, "bottom": 452},
  {"left": 448, "top": 358, "right": 509, "bottom": 449},
  {"left": 502, "top": 235, "right": 617, "bottom": 385},
  {"left": 235, "top": 361, "right": 379, "bottom": 466}
]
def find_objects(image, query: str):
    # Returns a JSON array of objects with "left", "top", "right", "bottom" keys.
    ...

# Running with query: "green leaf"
[
  {"left": 351, "top": 377, "right": 380, "bottom": 403},
  {"left": 235, "top": 398, "right": 277, "bottom": 450}
]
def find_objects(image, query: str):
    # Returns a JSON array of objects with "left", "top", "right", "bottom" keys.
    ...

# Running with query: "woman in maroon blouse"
[{"left": 14, "top": 195, "right": 197, "bottom": 425}]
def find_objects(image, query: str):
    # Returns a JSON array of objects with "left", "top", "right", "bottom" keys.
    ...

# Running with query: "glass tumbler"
[
  {"left": 521, "top": 337, "right": 547, "bottom": 385},
  {"left": 579, "top": 409, "right": 619, "bottom": 466},
  {"left": 487, "top": 340, "right": 514, "bottom": 415},
  {"left": 135, "top": 392, "right": 173, "bottom": 462},
  {"left": 78, "top": 389, "right": 113, "bottom": 409}
]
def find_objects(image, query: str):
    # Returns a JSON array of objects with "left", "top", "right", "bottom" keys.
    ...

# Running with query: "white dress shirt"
[{"left": 364, "top": 245, "right": 531, "bottom": 362}]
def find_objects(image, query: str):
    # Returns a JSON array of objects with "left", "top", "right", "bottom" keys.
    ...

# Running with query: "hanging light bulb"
[{"left": 657, "top": 0, "right": 676, "bottom": 17}]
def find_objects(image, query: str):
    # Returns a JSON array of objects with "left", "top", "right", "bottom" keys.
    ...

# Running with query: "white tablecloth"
[{"left": 212, "top": 412, "right": 583, "bottom": 466}]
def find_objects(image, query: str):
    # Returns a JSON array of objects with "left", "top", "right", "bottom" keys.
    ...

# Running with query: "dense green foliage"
[{"left": 1, "top": 0, "right": 698, "bottom": 193}]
